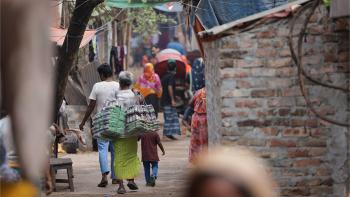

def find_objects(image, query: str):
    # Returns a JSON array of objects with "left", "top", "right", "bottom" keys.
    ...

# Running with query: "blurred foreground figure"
[
  {"left": 186, "top": 147, "right": 278, "bottom": 197},
  {"left": 1, "top": 0, "right": 52, "bottom": 196}
]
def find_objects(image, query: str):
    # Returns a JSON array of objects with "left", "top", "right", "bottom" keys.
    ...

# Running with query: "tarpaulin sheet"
[
  {"left": 107, "top": 0, "right": 175, "bottom": 8},
  {"left": 195, "top": 0, "right": 288, "bottom": 29},
  {"left": 154, "top": 2, "right": 183, "bottom": 12},
  {"left": 50, "top": 27, "right": 96, "bottom": 48}
]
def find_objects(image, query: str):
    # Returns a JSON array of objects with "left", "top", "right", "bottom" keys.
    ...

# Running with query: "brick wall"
[{"left": 203, "top": 4, "right": 349, "bottom": 197}]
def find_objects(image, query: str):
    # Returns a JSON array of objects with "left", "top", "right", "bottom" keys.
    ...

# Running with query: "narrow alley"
[{"left": 52, "top": 137, "right": 189, "bottom": 197}]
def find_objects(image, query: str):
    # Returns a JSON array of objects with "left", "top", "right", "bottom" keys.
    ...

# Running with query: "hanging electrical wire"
[{"left": 288, "top": 0, "right": 350, "bottom": 127}]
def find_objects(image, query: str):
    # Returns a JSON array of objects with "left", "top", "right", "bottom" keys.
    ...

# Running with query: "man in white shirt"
[{"left": 79, "top": 63, "right": 119, "bottom": 187}]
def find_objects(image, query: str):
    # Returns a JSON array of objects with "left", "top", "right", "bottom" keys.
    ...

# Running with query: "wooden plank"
[
  {"left": 198, "top": 0, "right": 312, "bottom": 37},
  {"left": 50, "top": 158, "right": 73, "bottom": 166}
]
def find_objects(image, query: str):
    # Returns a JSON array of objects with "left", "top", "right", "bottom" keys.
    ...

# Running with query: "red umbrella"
[{"left": 155, "top": 49, "right": 186, "bottom": 79}]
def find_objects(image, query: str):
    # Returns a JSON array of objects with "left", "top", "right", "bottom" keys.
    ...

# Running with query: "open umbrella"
[{"left": 155, "top": 49, "right": 186, "bottom": 79}]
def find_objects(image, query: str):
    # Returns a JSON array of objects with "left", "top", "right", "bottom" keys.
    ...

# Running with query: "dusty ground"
[{"left": 51, "top": 137, "right": 190, "bottom": 197}]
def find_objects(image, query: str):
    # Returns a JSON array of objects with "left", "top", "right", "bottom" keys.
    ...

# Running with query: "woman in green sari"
[{"left": 114, "top": 71, "right": 141, "bottom": 194}]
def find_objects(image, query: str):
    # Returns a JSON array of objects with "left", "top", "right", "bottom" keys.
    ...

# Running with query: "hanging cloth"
[{"left": 110, "top": 46, "right": 124, "bottom": 75}]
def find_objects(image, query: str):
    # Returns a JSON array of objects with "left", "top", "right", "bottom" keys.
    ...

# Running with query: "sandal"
[
  {"left": 117, "top": 186, "right": 126, "bottom": 194},
  {"left": 127, "top": 182, "right": 139, "bottom": 190},
  {"left": 97, "top": 180, "right": 108, "bottom": 187}
]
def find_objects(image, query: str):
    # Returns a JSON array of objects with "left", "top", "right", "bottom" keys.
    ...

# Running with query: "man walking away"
[
  {"left": 79, "top": 63, "right": 119, "bottom": 187},
  {"left": 161, "top": 59, "right": 181, "bottom": 140}
]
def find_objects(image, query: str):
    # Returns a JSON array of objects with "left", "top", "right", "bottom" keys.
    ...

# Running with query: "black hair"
[
  {"left": 186, "top": 172, "right": 253, "bottom": 197},
  {"left": 97, "top": 63, "right": 113, "bottom": 78},
  {"left": 173, "top": 36, "right": 179, "bottom": 42},
  {"left": 168, "top": 61, "right": 177, "bottom": 72}
]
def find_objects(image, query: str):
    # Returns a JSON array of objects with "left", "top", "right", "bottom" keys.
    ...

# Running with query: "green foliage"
[
  {"left": 127, "top": 7, "right": 176, "bottom": 39},
  {"left": 322, "top": 0, "right": 331, "bottom": 7},
  {"left": 90, "top": 3, "right": 116, "bottom": 26}
]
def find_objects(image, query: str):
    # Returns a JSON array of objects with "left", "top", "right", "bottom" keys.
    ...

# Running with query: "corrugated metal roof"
[
  {"left": 198, "top": 0, "right": 311, "bottom": 37},
  {"left": 50, "top": 27, "right": 96, "bottom": 48},
  {"left": 64, "top": 76, "right": 87, "bottom": 105},
  {"left": 64, "top": 62, "right": 101, "bottom": 105},
  {"left": 79, "top": 61, "right": 101, "bottom": 99}
]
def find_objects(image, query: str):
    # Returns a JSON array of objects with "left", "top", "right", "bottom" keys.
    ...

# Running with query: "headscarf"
[
  {"left": 134, "top": 63, "right": 162, "bottom": 98},
  {"left": 143, "top": 63, "right": 156, "bottom": 82}
]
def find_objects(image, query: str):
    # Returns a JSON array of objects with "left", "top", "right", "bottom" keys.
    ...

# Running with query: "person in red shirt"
[{"left": 139, "top": 131, "right": 165, "bottom": 186}]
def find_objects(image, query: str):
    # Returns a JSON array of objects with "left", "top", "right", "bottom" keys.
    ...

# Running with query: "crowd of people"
[{"left": 77, "top": 39, "right": 208, "bottom": 194}]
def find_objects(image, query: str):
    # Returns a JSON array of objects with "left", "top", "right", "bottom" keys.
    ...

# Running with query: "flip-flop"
[
  {"left": 127, "top": 182, "right": 139, "bottom": 190},
  {"left": 97, "top": 180, "right": 108, "bottom": 187},
  {"left": 117, "top": 187, "right": 126, "bottom": 194}
]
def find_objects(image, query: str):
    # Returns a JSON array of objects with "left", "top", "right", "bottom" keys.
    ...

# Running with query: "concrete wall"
[{"left": 204, "top": 4, "right": 349, "bottom": 197}]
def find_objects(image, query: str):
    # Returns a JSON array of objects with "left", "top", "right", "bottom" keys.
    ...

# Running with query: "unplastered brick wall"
[{"left": 203, "top": 4, "right": 349, "bottom": 197}]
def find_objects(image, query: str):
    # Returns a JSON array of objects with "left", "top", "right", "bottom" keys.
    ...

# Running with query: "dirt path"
[{"left": 51, "top": 137, "right": 190, "bottom": 197}]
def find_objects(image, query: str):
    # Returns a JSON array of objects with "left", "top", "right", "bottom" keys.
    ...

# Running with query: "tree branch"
[{"left": 54, "top": 0, "right": 103, "bottom": 119}]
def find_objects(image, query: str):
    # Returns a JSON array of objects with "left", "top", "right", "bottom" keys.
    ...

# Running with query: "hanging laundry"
[
  {"left": 110, "top": 46, "right": 124, "bottom": 75},
  {"left": 191, "top": 58, "right": 205, "bottom": 92},
  {"left": 88, "top": 40, "right": 96, "bottom": 62}
]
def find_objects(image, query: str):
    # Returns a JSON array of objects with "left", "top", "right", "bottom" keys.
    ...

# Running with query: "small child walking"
[{"left": 139, "top": 131, "right": 165, "bottom": 187}]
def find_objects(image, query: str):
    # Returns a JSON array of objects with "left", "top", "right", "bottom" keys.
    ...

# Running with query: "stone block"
[
  {"left": 268, "top": 97, "right": 295, "bottom": 107},
  {"left": 272, "top": 118, "right": 290, "bottom": 126},
  {"left": 220, "top": 68, "right": 250, "bottom": 78},
  {"left": 259, "top": 127, "right": 279, "bottom": 136},
  {"left": 256, "top": 48, "right": 278, "bottom": 57},
  {"left": 276, "top": 67, "right": 298, "bottom": 77},
  {"left": 235, "top": 99, "right": 262, "bottom": 108},
  {"left": 293, "top": 159, "right": 321, "bottom": 167},
  {"left": 256, "top": 28, "right": 277, "bottom": 38},
  {"left": 236, "top": 119, "right": 272, "bottom": 127},
  {"left": 251, "top": 68, "right": 276, "bottom": 77},
  {"left": 236, "top": 79, "right": 253, "bottom": 88},
  {"left": 266, "top": 78, "right": 292, "bottom": 88},
  {"left": 288, "top": 149, "right": 309, "bottom": 158},
  {"left": 338, "top": 51, "right": 349, "bottom": 62},
  {"left": 283, "top": 128, "right": 309, "bottom": 137},
  {"left": 221, "top": 89, "right": 251, "bottom": 98},
  {"left": 236, "top": 138, "right": 266, "bottom": 146},
  {"left": 279, "top": 48, "right": 292, "bottom": 57},
  {"left": 304, "top": 139, "right": 327, "bottom": 147},
  {"left": 281, "top": 87, "right": 302, "bottom": 97},
  {"left": 267, "top": 58, "right": 292, "bottom": 68},
  {"left": 233, "top": 59, "right": 264, "bottom": 68},
  {"left": 251, "top": 89, "right": 276, "bottom": 98},
  {"left": 290, "top": 108, "right": 307, "bottom": 116},
  {"left": 308, "top": 148, "right": 327, "bottom": 157},
  {"left": 278, "top": 108, "right": 291, "bottom": 116},
  {"left": 220, "top": 49, "right": 248, "bottom": 59},
  {"left": 270, "top": 139, "right": 296, "bottom": 147}
]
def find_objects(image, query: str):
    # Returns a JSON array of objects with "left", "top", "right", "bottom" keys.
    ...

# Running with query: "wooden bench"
[{"left": 49, "top": 158, "right": 74, "bottom": 192}]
